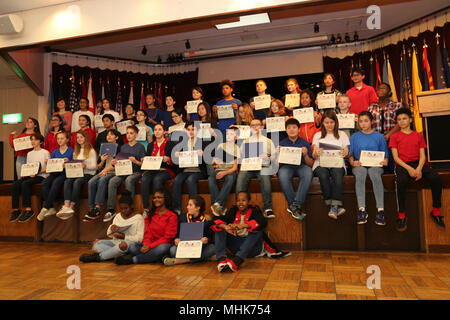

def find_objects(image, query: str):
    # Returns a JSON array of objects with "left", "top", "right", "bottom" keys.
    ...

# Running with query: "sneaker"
[
  {"left": 79, "top": 253, "right": 101, "bottom": 263},
  {"left": 44, "top": 208, "right": 56, "bottom": 218},
  {"left": 114, "top": 254, "right": 134, "bottom": 265},
  {"left": 103, "top": 209, "right": 116, "bottom": 222},
  {"left": 290, "top": 205, "right": 307, "bottom": 222},
  {"left": 227, "top": 258, "right": 240, "bottom": 272},
  {"left": 220, "top": 206, "right": 228, "bottom": 216},
  {"left": 396, "top": 217, "right": 408, "bottom": 232},
  {"left": 255, "top": 245, "right": 267, "bottom": 258},
  {"left": 10, "top": 210, "right": 22, "bottom": 222},
  {"left": 287, "top": 205, "right": 298, "bottom": 215},
  {"left": 375, "top": 210, "right": 386, "bottom": 226},
  {"left": 37, "top": 208, "right": 48, "bottom": 221},
  {"left": 18, "top": 210, "right": 34, "bottom": 223},
  {"left": 357, "top": 210, "right": 368, "bottom": 224},
  {"left": 430, "top": 212, "right": 445, "bottom": 228},
  {"left": 264, "top": 209, "right": 275, "bottom": 219},
  {"left": 163, "top": 257, "right": 176, "bottom": 266},
  {"left": 268, "top": 251, "right": 292, "bottom": 259},
  {"left": 328, "top": 206, "right": 338, "bottom": 220},
  {"left": 217, "top": 258, "right": 229, "bottom": 272},
  {"left": 56, "top": 206, "right": 74, "bottom": 220},
  {"left": 211, "top": 203, "right": 221, "bottom": 217},
  {"left": 336, "top": 206, "right": 346, "bottom": 216}
]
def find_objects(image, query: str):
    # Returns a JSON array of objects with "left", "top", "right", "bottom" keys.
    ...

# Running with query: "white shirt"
[
  {"left": 26, "top": 149, "right": 50, "bottom": 178},
  {"left": 71, "top": 110, "right": 95, "bottom": 133},
  {"left": 74, "top": 148, "right": 97, "bottom": 176},
  {"left": 311, "top": 130, "right": 350, "bottom": 170},
  {"left": 107, "top": 212, "right": 145, "bottom": 244},
  {"left": 95, "top": 110, "right": 122, "bottom": 133}
]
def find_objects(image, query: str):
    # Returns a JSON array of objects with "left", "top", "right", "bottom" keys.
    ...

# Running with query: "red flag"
[
  {"left": 81, "top": 75, "right": 87, "bottom": 98},
  {"left": 375, "top": 59, "right": 382, "bottom": 89},
  {"left": 87, "top": 75, "right": 96, "bottom": 114},
  {"left": 422, "top": 45, "right": 435, "bottom": 90},
  {"left": 158, "top": 83, "right": 164, "bottom": 111},
  {"left": 140, "top": 82, "right": 145, "bottom": 110}
]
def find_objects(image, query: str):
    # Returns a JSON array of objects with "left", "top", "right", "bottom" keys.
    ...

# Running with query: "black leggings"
[{"left": 12, "top": 176, "right": 44, "bottom": 209}]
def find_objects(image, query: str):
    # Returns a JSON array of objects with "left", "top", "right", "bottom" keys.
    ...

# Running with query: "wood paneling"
[{"left": 421, "top": 188, "right": 450, "bottom": 250}]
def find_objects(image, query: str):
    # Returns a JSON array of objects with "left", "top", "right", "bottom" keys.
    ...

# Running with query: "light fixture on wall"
[
  {"left": 329, "top": 34, "right": 336, "bottom": 44},
  {"left": 141, "top": 45, "right": 147, "bottom": 55},
  {"left": 314, "top": 22, "right": 319, "bottom": 33},
  {"left": 185, "top": 40, "right": 191, "bottom": 50},
  {"left": 353, "top": 31, "right": 359, "bottom": 41}
]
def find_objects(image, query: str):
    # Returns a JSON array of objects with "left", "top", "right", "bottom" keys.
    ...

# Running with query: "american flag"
[
  {"left": 69, "top": 70, "right": 78, "bottom": 113},
  {"left": 116, "top": 79, "right": 123, "bottom": 118}
]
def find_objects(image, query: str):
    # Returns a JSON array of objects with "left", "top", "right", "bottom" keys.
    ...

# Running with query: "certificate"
[
  {"left": 168, "top": 123, "right": 185, "bottom": 134},
  {"left": 99, "top": 143, "right": 118, "bottom": 157},
  {"left": 285, "top": 94, "right": 300, "bottom": 108},
  {"left": 319, "top": 150, "right": 343, "bottom": 168},
  {"left": 141, "top": 156, "right": 163, "bottom": 170},
  {"left": 115, "top": 159, "right": 133, "bottom": 176},
  {"left": 279, "top": 147, "right": 302, "bottom": 165},
  {"left": 179, "top": 151, "right": 199, "bottom": 168},
  {"left": 176, "top": 240, "right": 203, "bottom": 259},
  {"left": 337, "top": 114, "right": 355, "bottom": 129},
  {"left": 293, "top": 107, "right": 314, "bottom": 124},
  {"left": 217, "top": 105, "right": 234, "bottom": 119},
  {"left": 65, "top": 162, "right": 84, "bottom": 178},
  {"left": 198, "top": 123, "right": 211, "bottom": 139},
  {"left": 107, "top": 224, "right": 132, "bottom": 237},
  {"left": 317, "top": 93, "right": 336, "bottom": 109},
  {"left": 137, "top": 126, "right": 147, "bottom": 141},
  {"left": 116, "top": 120, "right": 131, "bottom": 135},
  {"left": 240, "top": 157, "right": 262, "bottom": 171},
  {"left": 359, "top": 150, "right": 385, "bottom": 167},
  {"left": 187, "top": 100, "right": 201, "bottom": 114},
  {"left": 13, "top": 136, "right": 32, "bottom": 151},
  {"left": 234, "top": 125, "right": 250, "bottom": 139},
  {"left": 254, "top": 95, "right": 271, "bottom": 110},
  {"left": 46, "top": 158, "right": 64, "bottom": 173},
  {"left": 20, "top": 162, "right": 39, "bottom": 177},
  {"left": 266, "top": 117, "right": 286, "bottom": 132},
  {"left": 94, "top": 115, "right": 104, "bottom": 128}
]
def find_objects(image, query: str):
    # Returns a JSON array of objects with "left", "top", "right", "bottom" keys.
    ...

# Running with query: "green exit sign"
[{"left": 2, "top": 113, "right": 22, "bottom": 124}]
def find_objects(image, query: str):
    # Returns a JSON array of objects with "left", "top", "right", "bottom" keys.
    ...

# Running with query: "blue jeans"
[
  {"left": 215, "top": 229, "right": 263, "bottom": 261},
  {"left": 353, "top": 166, "right": 384, "bottom": 208},
  {"left": 64, "top": 175, "right": 93, "bottom": 206},
  {"left": 278, "top": 164, "right": 313, "bottom": 207},
  {"left": 173, "top": 171, "right": 206, "bottom": 212},
  {"left": 107, "top": 172, "right": 142, "bottom": 210},
  {"left": 141, "top": 170, "right": 171, "bottom": 209},
  {"left": 42, "top": 173, "right": 66, "bottom": 209},
  {"left": 169, "top": 243, "right": 216, "bottom": 263},
  {"left": 88, "top": 172, "right": 115, "bottom": 207},
  {"left": 92, "top": 239, "right": 136, "bottom": 261},
  {"left": 236, "top": 171, "right": 272, "bottom": 211},
  {"left": 208, "top": 166, "right": 237, "bottom": 207},
  {"left": 128, "top": 243, "right": 171, "bottom": 264},
  {"left": 314, "top": 166, "right": 345, "bottom": 206}
]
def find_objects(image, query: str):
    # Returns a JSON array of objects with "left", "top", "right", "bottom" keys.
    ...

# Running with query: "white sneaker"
[
  {"left": 103, "top": 210, "right": 116, "bottom": 222},
  {"left": 44, "top": 208, "right": 56, "bottom": 218},
  {"left": 37, "top": 208, "right": 48, "bottom": 221},
  {"left": 211, "top": 203, "right": 221, "bottom": 217},
  {"left": 56, "top": 206, "right": 74, "bottom": 220}
]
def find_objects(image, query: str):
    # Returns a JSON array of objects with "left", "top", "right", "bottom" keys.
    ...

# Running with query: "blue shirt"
[
  {"left": 217, "top": 98, "right": 241, "bottom": 132},
  {"left": 119, "top": 142, "right": 146, "bottom": 173},
  {"left": 279, "top": 136, "right": 312, "bottom": 166},
  {"left": 349, "top": 130, "right": 388, "bottom": 161},
  {"left": 51, "top": 147, "right": 74, "bottom": 160},
  {"left": 160, "top": 110, "right": 175, "bottom": 131}
]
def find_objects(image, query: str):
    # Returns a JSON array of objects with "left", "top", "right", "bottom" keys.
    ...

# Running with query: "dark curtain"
[
  {"left": 323, "top": 23, "right": 450, "bottom": 95},
  {"left": 52, "top": 63, "right": 198, "bottom": 113}
]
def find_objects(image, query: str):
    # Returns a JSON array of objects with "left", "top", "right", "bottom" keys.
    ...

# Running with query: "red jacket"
[
  {"left": 143, "top": 209, "right": 178, "bottom": 248},
  {"left": 298, "top": 111, "right": 321, "bottom": 144},
  {"left": 44, "top": 131, "right": 61, "bottom": 154},
  {"left": 9, "top": 132, "right": 36, "bottom": 157},
  {"left": 70, "top": 128, "right": 96, "bottom": 149}
]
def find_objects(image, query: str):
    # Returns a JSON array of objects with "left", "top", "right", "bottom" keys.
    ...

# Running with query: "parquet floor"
[{"left": 0, "top": 242, "right": 449, "bottom": 300}]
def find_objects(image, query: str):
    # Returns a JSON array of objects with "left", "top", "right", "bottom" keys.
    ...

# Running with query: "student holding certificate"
[
  {"left": 79, "top": 191, "right": 145, "bottom": 263},
  {"left": 135, "top": 110, "right": 154, "bottom": 150},
  {"left": 298, "top": 90, "right": 322, "bottom": 144},
  {"left": 94, "top": 114, "right": 124, "bottom": 155},
  {"left": 95, "top": 98, "right": 121, "bottom": 133},
  {"left": 115, "top": 188, "right": 177, "bottom": 265},
  {"left": 249, "top": 80, "right": 270, "bottom": 121},
  {"left": 315, "top": 73, "right": 341, "bottom": 115},
  {"left": 283, "top": 78, "right": 302, "bottom": 112},
  {"left": 164, "top": 195, "right": 215, "bottom": 266},
  {"left": 71, "top": 97, "right": 94, "bottom": 133},
  {"left": 346, "top": 68, "right": 378, "bottom": 115},
  {"left": 196, "top": 101, "right": 218, "bottom": 131},
  {"left": 349, "top": 111, "right": 389, "bottom": 225},
  {"left": 167, "top": 109, "right": 186, "bottom": 138},
  {"left": 117, "top": 103, "right": 137, "bottom": 144},
  {"left": 263, "top": 99, "right": 289, "bottom": 146},
  {"left": 141, "top": 124, "right": 175, "bottom": 216},
  {"left": 211, "top": 79, "right": 241, "bottom": 139},
  {"left": 311, "top": 110, "right": 350, "bottom": 220},
  {"left": 277, "top": 118, "right": 314, "bottom": 222},
  {"left": 336, "top": 94, "right": 358, "bottom": 139},
  {"left": 44, "top": 114, "right": 65, "bottom": 154},
  {"left": 185, "top": 86, "right": 209, "bottom": 122},
  {"left": 57, "top": 131, "right": 97, "bottom": 220},
  {"left": 236, "top": 103, "right": 254, "bottom": 126},
  {"left": 10, "top": 134, "right": 50, "bottom": 223},
  {"left": 70, "top": 115, "right": 96, "bottom": 149},
  {"left": 38, "top": 132, "right": 74, "bottom": 221},
  {"left": 84, "top": 130, "right": 122, "bottom": 222},
  {"left": 9, "top": 117, "right": 40, "bottom": 178}
]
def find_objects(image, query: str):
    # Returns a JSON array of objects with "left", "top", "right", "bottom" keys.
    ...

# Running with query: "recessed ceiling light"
[{"left": 215, "top": 13, "right": 270, "bottom": 30}]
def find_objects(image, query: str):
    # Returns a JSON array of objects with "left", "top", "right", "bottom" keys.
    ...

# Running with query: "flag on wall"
[
  {"left": 435, "top": 35, "right": 447, "bottom": 89},
  {"left": 386, "top": 55, "right": 398, "bottom": 102},
  {"left": 105, "top": 78, "right": 111, "bottom": 100},
  {"left": 443, "top": 41, "right": 450, "bottom": 88},
  {"left": 96, "top": 78, "right": 104, "bottom": 112},
  {"left": 68, "top": 70, "right": 78, "bottom": 113},
  {"left": 411, "top": 46, "right": 423, "bottom": 132},
  {"left": 87, "top": 75, "right": 96, "bottom": 113},
  {"left": 421, "top": 44, "right": 434, "bottom": 91},
  {"left": 368, "top": 56, "right": 376, "bottom": 88},
  {"left": 375, "top": 58, "right": 382, "bottom": 89},
  {"left": 399, "top": 50, "right": 412, "bottom": 107},
  {"left": 44, "top": 77, "right": 54, "bottom": 135},
  {"left": 116, "top": 79, "right": 123, "bottom": 118},
  {"left": 128, "top": 81, "right": 134, "bottom": 105},
  {"left": 81, "top": 75, "right": 87, "bottom": 99},
  {"left": 382, "top": 55, "right": 388, "bottom": 84},
  {"left": 140, "top": 82, "right": 145, "bottom": 110},
  {"left": 158, "top": 83, "right": 163, "bottom": 110}
]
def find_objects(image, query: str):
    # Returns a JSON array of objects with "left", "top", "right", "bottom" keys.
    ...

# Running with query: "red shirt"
[
  {"left": 70, "top": 128, "right": 96, "bottom": 149},
  {"left": 143, "top": 209, "right": 178, "bottom": 248},
  {"left": 346, "top": 83, "right": 378, "bottom": 115},
  {"left": 9, "top": 132, "right": 36, "bottom": 157},
  {"left": 389, "top": 131, "right": 427, "bottom": 163},
  {"left": 44, "top": 131, "right": 61, "bottom": 154}
]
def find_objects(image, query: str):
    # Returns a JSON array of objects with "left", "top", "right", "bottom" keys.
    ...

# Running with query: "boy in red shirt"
[
  {"left": 346, "top": 68, "right": 378, "bottom": 115},
  {"left": 389, "top": 108, "right": 444, "bottom": 231}
]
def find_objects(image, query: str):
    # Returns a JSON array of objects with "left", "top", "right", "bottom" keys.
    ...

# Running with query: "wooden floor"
[{"left": 0, "top": 242, "right": 450, "bottom": 300}]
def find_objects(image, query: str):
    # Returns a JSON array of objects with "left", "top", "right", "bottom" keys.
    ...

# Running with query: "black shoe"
[
  {"left": 79, "top": 253, "right": 101, "bottom": 263},
  {"left": 115, "top": 254, "right": 134, "bottom": 265},
  {"left": 264, "top": 209, "right": 275, "bottom": 219},
  {"left": 10, "top": 210, "right": 22, "bottom": 222},
  {"left": 268, "top": 251, "right": 292, "bottom": 259},
  {"left": 430, "top": 212, "right": 445, "bottom": 228},
  {"left": 396, "top": 217, "right": 408, "bottom": 232},
  {"left": 83, "top": 207, "right": 101, "bottom": 222},
  {"left": 18, "top": 210, "right": 34, "bottom": 223}
]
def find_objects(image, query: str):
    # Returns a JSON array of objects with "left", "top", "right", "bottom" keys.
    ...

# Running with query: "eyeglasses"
[
  {"left": 172, "top": 115, "right": 180, "bottom": 119},
  {"left": 153, "top": 196, "right": 164, "bottom": 199}
]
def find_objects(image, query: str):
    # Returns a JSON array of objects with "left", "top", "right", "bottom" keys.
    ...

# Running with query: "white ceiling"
[
  {"left": 61, "top": 0, "right": 448, "bottom": 62},
  {"left": 0, "top": 0, "right": 76, "bottom": 15}
]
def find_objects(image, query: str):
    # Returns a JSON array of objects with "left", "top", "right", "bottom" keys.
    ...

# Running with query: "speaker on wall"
[{"left": 0, "top": 14, "right": 23, "bottom": 34}]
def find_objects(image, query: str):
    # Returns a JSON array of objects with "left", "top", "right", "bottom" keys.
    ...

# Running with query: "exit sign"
[{"left": 2, "top": 113, "right": 22, "bottom": 124}]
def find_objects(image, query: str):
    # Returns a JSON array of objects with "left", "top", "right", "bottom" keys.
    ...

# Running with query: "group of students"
[{"left": 8, "top": 68, "right": 445, "bottom": 270}]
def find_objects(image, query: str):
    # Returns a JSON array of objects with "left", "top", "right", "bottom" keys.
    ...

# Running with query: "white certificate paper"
[
  {"left": 279, "top": 147, "right": 302, "bottom": 165},
  {"left": 187, "top": 100, "right": 201, "bottom": 114},
  {"left": 217, "top": 105, "right": 234, "bottom": 119},
  {"left": 359, "top": 151, "right": 385, "bottom": 167},
  {"left": 94, "top": 115, "right": 104, "bottom": 128},
  {"left": 168, "top": 123, "right": 185, "bottom": 134},
  {"left": 179, "top": 151, "right": 199, "bottom": 168},
  {"left": 240, "top": 157, "right": 262, "bottom": 171},
  {"left": 20, "top": 162, "right": 39, "bottom": 177},
  {"left": 141, "top": 156, "right": 163, "bottom": 170},
  {"left": 285, "top": 94, "right": 300, "bottom": 108},
  {"left": 266, "top": 117, "right": 286, "bottom": 132},
  {"left": 198, "top": 123, "right": 211, "bottom": 139},
  {"left": 116, "top": 120, "right": 132, "bottom": 135},
  {"left": 46, "top": 158, "right": 65, "bottom": 173},
  {"left": 115, "top": 159, "right": 133, "bottom": 176},
  {"left": 319, "top": 150, "right": 343, "bottom": 168},
  {"left": 65, "top": 162, "right": 84, "bottom": 178},
  {"left": 235, "top": 125, "right": 251, "bottom": 139},
  {"left": 254, "top": 95, "right": 271, "bottom": 110},
  {"left": 337, "top": 114, "right": 355, "bottom": 129},
  {"left": 137, "top": 127, "right": 147, "bottom": 141},
  {"left": 317, "top": 93, "right": 336, "bottom": 109},
  {"left": 176, "top": 240, "right": 203, "bottom": 259},
  {"left": 293, "top": 107, "right": 315, "bottom": 124},
  {"left": 13, "top": 136, "right": 32, "bottom": 151}
]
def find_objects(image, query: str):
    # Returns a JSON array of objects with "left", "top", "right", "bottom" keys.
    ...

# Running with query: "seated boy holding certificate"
[
  {"left": 93, "top": 114, "right": 123, "bottom": 155},
  {"left": 277, "top": 118, "right": 314, "bottom": 222},
  {"left": 389, "top": 108, "right": 445, "bottom": 231}
]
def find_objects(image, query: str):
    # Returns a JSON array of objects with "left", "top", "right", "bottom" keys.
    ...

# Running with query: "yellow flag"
[
  {"left": 411, "top": 48, "right": 423, "bottom": 132},
  {"left": 387, "top": 57, "right": 398, "bottom": 102}
]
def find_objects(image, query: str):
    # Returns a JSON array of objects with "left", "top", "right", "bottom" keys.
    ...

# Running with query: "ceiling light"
[
  {"left": 141, "top": 45, "right": 147, "bottom": 55},
  {"left": 215, "top": 13, "right": 270, "bottom": 30}
]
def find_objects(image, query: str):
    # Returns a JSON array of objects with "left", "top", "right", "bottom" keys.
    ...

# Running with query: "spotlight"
[
  {"left": 336, "top": 33, "right": 342, "bottom": 44},
  {"left": 353, "top": 31, "right": 359, "bottom": 41},
  {"left": 141, "top": 45, "right": 147, "bottom": 55},
  {"left": 314, "top": 22, "right": 319, "bottom": 33},
  {"left": 344, "top": 33, "right": 351, "bottom": 43},
  {"left": 157, "top": 56, "right": 162, "bottom": 64},
  {"left": 329, "top": 34, "right": 336, "bottom": 44},
  {"left": 185, "top": 40, "right": 191, "bottom": 50}
]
